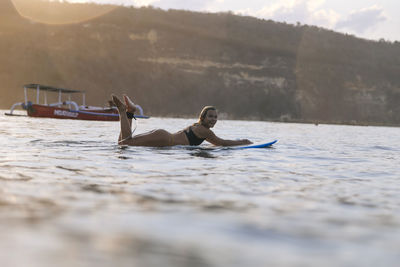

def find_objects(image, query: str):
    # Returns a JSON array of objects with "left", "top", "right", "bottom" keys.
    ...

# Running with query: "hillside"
[{"left": 1, "top": 0, "right": 400, "bottom": 125}]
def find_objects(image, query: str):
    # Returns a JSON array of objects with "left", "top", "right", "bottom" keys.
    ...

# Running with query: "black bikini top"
[{"left": 184, "top": 127, "right": 205, "bottom": 146}]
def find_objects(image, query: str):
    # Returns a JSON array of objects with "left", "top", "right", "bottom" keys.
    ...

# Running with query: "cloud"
[
  {"left": 68, "top": 0, "right": 157, "bottom": 6},
  {"left": 260, "top": 0, "right": 310, "bottom": 22},
  {"left": 132, "top": 0, "right": 229, "bottom": 13},
  {"left": 68, "top": 0, "right": 206, "bottom": 9},
  {"left": 335, "top": 5, "right": 386, "bottom": 34},
  {"left": 236, "top": 0, "right": 339, "bottom": 28},
  {"left": 139, "top": 0, "right": 217, "bottom": 10},
  {"left": 132, "top": 0, "right": 157, "bottom": 6},
  {"left": 312, "top": 9, "right": 339, "bottom": 27}
]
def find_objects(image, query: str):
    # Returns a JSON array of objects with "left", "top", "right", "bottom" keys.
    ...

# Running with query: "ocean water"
[{"left": 1, "top": 111, "right": 399, "bottom": 267}]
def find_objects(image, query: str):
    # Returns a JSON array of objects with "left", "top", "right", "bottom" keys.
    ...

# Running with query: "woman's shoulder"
[
  {"left": 191, "top": 123, "right": 205, "bottom": 130},
  {"left": 192, "top": 124, "right": 213, "bottom": 136}
]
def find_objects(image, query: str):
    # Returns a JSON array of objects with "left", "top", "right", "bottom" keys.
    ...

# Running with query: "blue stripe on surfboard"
[{"left": 233, "top": 140, "right": 277, "bottom": 149}]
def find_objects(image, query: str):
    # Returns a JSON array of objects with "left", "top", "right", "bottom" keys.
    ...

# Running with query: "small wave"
[
  {"left": 370, "top": 145, "right": 395, "bottom": 151},
  {"left": 0, "top": 173, "right": 32, "bottom": 181},
  {"left": 39, "top": 140, "right": 110, "bottom": 149},
  {"left": 52, "top": 140, "right": 91, "bottom": 145},
  {"left": 190, "top": 151, "right": 217, "bottom": 158},
  {"left": 81, "top": 184, "right": 105, "bottom": 194},
  {"left": 29, "top": 139, "right": 45, "bottom": 143},
  {"left": 56, "top": 166, "right": 82, "bottom": 173},
  {"left": 118, "top": 155, "right": 132, "bottom": 160}
]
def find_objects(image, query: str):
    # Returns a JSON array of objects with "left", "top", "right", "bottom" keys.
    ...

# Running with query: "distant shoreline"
[
  {"left": 2, "top": 108, "right": 398, "bottom": 128},
  {"left": 121, "top": 112, "right": 400, "bottom": 128}
]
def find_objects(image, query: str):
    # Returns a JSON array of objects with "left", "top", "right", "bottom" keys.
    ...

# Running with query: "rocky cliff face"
[{"left": 1, "top": 0, "right": 400, "bottom": 125}]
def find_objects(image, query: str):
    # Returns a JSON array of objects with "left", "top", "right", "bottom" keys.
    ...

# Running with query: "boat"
[{"left": 5, "top": 84, "right": 149, "bottom": 121}]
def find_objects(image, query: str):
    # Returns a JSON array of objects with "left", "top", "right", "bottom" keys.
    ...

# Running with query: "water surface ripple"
[{"left": 1, "top": 112, "right": 399, "bottom": 267}]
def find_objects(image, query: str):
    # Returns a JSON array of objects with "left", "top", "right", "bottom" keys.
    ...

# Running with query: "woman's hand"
[{"left": 239, "top": 139, "right": 252, "bottom": 145}]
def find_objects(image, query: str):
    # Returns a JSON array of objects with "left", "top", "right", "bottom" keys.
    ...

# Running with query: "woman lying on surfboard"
[{"left": 112, "top": 94, "right": 252, "bottom": 147}]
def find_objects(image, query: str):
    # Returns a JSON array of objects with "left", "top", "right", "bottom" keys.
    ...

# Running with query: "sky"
[{"left": 68, "top": 0, "right": 400, "bottom": 42}]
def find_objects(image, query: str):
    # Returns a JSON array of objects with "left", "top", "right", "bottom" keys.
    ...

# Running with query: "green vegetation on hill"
[{"left": 1, "top": 0, "right": 400, "bottom": 125}]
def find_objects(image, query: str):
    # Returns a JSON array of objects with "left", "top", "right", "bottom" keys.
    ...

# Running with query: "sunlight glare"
[{"left": 11, "top": 0, "right": 118, "bottom": 25}]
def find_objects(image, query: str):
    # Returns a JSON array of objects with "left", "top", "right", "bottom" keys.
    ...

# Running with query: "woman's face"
[{"left": 202, "top": 109, "right": 218, "bottom": 128}]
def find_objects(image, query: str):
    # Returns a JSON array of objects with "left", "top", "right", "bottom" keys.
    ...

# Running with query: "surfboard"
[
  {"left": 232, "top": 140, "right": 277, "bottom": 149},
  {"left": 121, "top": 140, "right": 278, "bottom": 151}
]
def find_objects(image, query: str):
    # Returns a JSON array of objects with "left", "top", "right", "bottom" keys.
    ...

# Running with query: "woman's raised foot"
[
  {"left": 111, "top": 94, "right": 126, "bottom": 112},
  {"left": 123, "top": 94, "right": 137, "bottom": 113}
]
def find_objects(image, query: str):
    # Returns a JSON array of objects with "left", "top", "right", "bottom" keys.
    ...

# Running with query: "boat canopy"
[
  {"left": 23, "top": 84, "right": 86, "bottom": 107},
  {"left": 24, "top": 84, "right": 84, "bottom": 93}
]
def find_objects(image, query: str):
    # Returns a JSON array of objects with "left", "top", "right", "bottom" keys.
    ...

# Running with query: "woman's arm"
[{"left": 203, "top": 129, "right": 252, "bottom": 146}]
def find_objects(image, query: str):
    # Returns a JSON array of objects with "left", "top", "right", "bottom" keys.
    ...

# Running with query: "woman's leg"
[
  {"left": 128, "top": 129, "right": 173, "bottom": 147},
  {"left": 112, "top": 95, "right": 173, "bottom": 147},
  {"left": 118, "top": 94, "right": 138, "bottom": 142},
  {"left": 112, "top": 95, "right": 133, "bottom": 144}
]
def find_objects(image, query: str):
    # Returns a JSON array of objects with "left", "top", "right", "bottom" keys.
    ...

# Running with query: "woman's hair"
[{"left": 197, "top": 106, "right": 217, "bottom": 124}]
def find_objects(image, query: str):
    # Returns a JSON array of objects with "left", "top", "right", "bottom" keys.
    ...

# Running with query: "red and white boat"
[{"left": 5, "top": 84, "right": 149, "bottom": 121}]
